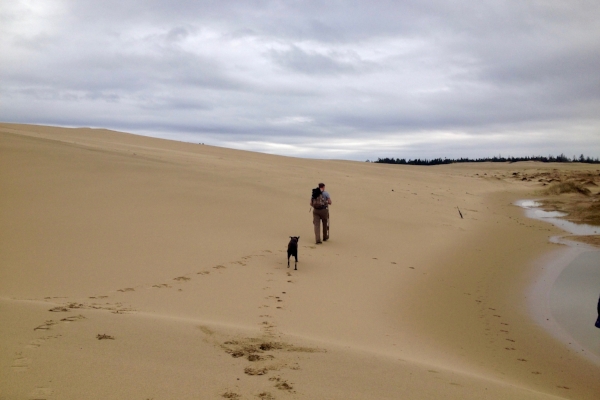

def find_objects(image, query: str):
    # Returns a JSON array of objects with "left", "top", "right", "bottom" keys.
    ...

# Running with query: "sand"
[{"left": 1, "top": 122, "right": 599, "bottom": 399}]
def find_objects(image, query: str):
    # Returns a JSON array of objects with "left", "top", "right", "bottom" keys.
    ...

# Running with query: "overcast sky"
[{"left": 1, "top": 1, "right": 599, "bottom": 160}]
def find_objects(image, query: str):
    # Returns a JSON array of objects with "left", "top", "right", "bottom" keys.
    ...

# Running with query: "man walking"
[
  {"left": 596, "top": 298, "right": 600, "bottom": 328},
  {"left": 311, "top": 183, "right": 332, "bottom": 244}
]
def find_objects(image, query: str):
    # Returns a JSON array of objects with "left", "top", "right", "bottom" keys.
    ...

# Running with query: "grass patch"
[{"left": 545, "top": 181, "right": 591, "bottom": 196}]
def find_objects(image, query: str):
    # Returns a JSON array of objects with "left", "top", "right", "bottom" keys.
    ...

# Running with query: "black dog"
[{"left": 287, "top": 236, "right": 299, "bottom": 270}]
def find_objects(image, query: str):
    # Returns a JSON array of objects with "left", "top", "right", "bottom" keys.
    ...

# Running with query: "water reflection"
[
  {"left": 515, "top": 199, "right": 600, "bottom": 236},
  {"left": 516, "top": 199, "right": 600, "bottom": 364}
]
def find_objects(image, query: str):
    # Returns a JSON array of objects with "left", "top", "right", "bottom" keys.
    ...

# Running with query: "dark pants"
[
  {"left": 596, "top": 296, "right": 600, "bottom": 329},
  {"left": 313, "top": 208, "right": 329, "bottom": 242}
]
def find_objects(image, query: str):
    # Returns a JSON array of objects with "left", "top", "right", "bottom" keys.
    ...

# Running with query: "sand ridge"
[{"left": 1, "top": 123, "right": 599, "bottom": 399}]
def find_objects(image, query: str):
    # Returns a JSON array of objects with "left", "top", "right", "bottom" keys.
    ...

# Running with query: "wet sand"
[
  {"left": 550, "top": 251, "right": 600, "bottom": 360},
  {"left": 517, "top": 199, "right": 600, "bottom": 363}
]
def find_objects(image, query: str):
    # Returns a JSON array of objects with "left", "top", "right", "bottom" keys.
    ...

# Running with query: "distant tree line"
[{"left": 370, "top": 154, "right": 600, "bottom": 166}]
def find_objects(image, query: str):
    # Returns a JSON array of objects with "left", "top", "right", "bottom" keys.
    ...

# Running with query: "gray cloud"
[
  {"left": 1, "top": 0, "right": 599, "bottom": 160},
  {"left": 268, "top": 45, "right": 368, "bottom": 75}
]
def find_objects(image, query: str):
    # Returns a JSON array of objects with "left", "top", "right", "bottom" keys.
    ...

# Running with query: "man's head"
[{"left": 319, "top": 183, "right": 325, "bottom": 191}]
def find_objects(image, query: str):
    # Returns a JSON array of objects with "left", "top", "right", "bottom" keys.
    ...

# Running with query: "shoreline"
[{"left": 516, "top": 200, "right": 600, "bottom": 365}]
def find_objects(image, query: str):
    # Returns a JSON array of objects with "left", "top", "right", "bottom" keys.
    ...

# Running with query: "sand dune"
[{"left": 1, "top": 123, "right": 599, "bottom": 399}]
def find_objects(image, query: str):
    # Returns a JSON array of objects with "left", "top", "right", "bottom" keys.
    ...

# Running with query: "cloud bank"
[{"left": 1, "top": 0, "right": 599, "bottom": 160}]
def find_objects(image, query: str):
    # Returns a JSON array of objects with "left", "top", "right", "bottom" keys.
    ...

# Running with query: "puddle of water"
[
  {"left": 515, "top": 199, "right": 600, "bottom": 365},
  {"left": 515, "top": 199, "right": 600, "bottom": 236},
  {"left": 549, "top": 252, "right": 600, "bottom": 358}
]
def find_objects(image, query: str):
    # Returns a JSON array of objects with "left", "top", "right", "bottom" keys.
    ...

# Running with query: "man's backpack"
[{"left": 311, "top": 187, "right": 327, "bottom": 209}]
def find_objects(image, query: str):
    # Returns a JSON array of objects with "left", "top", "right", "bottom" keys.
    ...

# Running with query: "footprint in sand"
[
  {"left": 48, "top": 306, "right": 69, "bottom": 312},
  {"left": 49, "top": 302, "right": 84, "bottom": 312},
  {"left": 248, "top": 353, "right": 274, "bottom": 362},
  {"left": 270, "top": 376, "right": 295, "bottom": 392},
  {"left": 25, "top": 335, "right": 61, "bottom": 350},
  {"left": 61, "top": 315, "right": 86, "bottom": 323},
  {"left": 28, "top": 386, "right": 53, "bottom": 399},
  {"left": 34, "top": 320, "right": 59, "bottom": 331},
  {"left": 197, "top": 271, "right": 210, "bottom": 275},
  {"left": 244, "top": 367, "right": 268, "bottom": 375},
  {"left": 198, "top": 326, "right": 216, "bottom": 336},
  {"left": 221, "top": 392, "right": 241, "bottom": 399},
  {"left": 11, "top": 355, "right": 31, "bottom": 372},
  {"left": 173, "top": 276, "right": 191, "bottom": 282},
  {"left": 117, "top": 288, "right": 135, "bottom": 292},
  {"left": 214, "top": 265, "right": 227, "bottom": 269},
  {"left": 261, "top": 321, "right": 275, "bottom": 328},
  {"left": 25, "top": 339, "right": 45, "bottom": 349},
  {"left": 96, "top": 334, "right": 115, "bottom": 340},
  {"left": 152, "top": 283, "right": 171, "bottom": 288},
  {"left": 34, "top": 314, "right": 86, "bottom": 332}
]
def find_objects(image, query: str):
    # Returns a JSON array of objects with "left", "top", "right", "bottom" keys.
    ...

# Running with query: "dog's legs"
[
  {"left": 287, "top": 255, "right": 290, "bottom": 268},
  {"left": 294, "top": 256, "right": 298, "bottom": 271}
]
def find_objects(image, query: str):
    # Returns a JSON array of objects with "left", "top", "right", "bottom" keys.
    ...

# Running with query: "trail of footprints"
[
  {"left": 198, "top": 323, "right": 323, "bottom": 398},
  {"left": 17, "top": 248, "right": 314, "bottom": 399},
  {"left": 10, "top": 322, "right": 69, "bottom": 399},
  {"left": 477, "top": 303, "right": 572, "bottom": 389},
  {"left": 19, "top": 245, "right": 572, "bottom": 397},
  {"left": 211, "top": 248, "right": 319, "bottom": 397}
]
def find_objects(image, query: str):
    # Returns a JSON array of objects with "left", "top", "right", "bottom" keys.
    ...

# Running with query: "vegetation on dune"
[
  {"left": 544, "top": 182, "right": 592, "bottom": 196},
  {"left": 371, "top": 154, "right": 600, "bottom": 166},
  {"left": 533, "top": 171, "right": 600, "bottom": 226}
]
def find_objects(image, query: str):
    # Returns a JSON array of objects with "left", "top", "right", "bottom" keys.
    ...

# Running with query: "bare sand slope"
[{"left": 1, "top": 123, "right": 599, "bottom": 399}]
